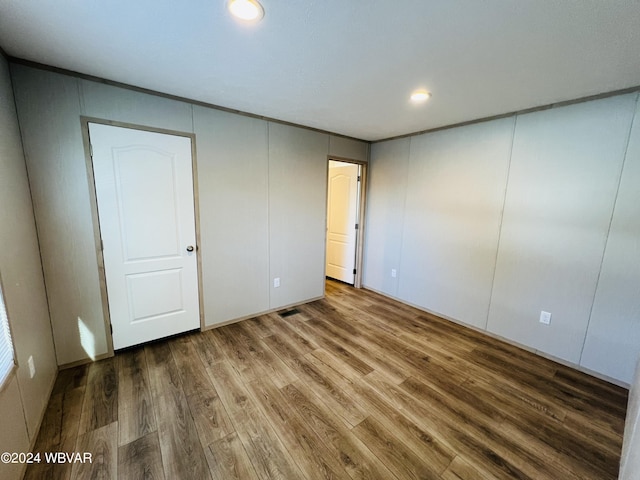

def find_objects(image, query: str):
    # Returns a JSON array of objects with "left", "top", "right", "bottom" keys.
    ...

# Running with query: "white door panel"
[
  {"left": 115, "top": 147, "right": 181, "bottom": 260},
  {"left": 326, "top": 161, "right": 359, "bottom": 284},
  {"left": 89, "top": 123, "right": 199, "bottom": 349},
  {"left": 126, "top": 269, "right": 184, "bottom": 320}
]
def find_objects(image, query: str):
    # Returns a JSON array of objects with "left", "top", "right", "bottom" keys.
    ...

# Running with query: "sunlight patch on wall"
[{"left": 77, "top": 317, "right": 96, "bottom": 360}]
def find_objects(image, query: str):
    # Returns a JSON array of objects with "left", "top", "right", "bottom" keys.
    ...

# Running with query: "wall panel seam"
[
  {"left": 484, "top": 115, "right": 517, "bottom": 331},
  {"left": 578, "top": 92, "right": 640, "bottom": 365},
  {"left": 77, "top": 77, "right": 86, "bottom": 115},
  {"left": 267, "top": 122, "right": 272, "bottom": 310},
  {"left": 396, "top": 137, "right": 412, "bottom": 298}
]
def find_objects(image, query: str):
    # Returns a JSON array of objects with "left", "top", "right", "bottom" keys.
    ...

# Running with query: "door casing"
[{"left": 81, "top": 117, "right": 204, "bottom": 357}]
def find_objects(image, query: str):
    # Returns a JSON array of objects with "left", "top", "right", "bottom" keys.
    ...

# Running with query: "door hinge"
[
  {"left": 109, "top": 324, "right": 113, "bottom": 334},
  {"left": 357, "top": 175, "right": 361, "bottom": 181},
  {"left": 353, "top": 268, "right": 357, "bottom": 274},
  {"left": 100, "top": 239, "right": 104, "bottom": 251},
  {"left": 90, "top": 144, "right": 93, "bottom": 157},
  {"left": 355, "top": 223, "right": 359, "bottom": 230}
]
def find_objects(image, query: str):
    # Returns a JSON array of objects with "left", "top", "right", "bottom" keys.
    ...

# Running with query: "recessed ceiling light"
[
  {"left": 410, "top": 90, "right": 432, "bottom": 102},
  {"left": 228, "top": 0, "right": 265, "bottom": 22}
]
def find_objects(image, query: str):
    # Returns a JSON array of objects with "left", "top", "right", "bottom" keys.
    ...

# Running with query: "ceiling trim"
[
  {"left": 7, "top": 57, "right": 640, "bottom": 146},
  {"left": 7, "top": 56, "right": 370, "bottom": 143},
  {"left": 373, "top": 85, "right": 640, "bottom": 144}
]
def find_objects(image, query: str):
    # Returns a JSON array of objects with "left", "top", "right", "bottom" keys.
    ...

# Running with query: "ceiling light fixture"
[
  {"left": 410, "top": 90, "right": 432, "bottom": 102},
  {"left": 228, "top": 0, "right": 265, "bottom": 22}
]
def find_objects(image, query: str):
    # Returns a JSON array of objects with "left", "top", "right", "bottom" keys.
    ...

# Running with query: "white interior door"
[
  {"left": 326, "top": 160, "right": 360, "bottom": 284},
  {"left": 89, "top": 123, "right": 200, "bottom": 350}
]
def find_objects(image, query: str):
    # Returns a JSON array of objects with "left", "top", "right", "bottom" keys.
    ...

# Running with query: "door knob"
[{"left": 186, "top": 245, "right": 195, "bottom": 252}]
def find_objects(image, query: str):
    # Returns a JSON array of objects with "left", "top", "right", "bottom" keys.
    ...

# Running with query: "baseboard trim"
[
  {"left": 362, "top": 284, "right": 630, "bottom": 389},
  {"left": 201, "top": 295, "right": 325, "bottom": 332},
  {"left": 58, "top": 351, "right": 113, "bottom": 371},
  {"left": 55, "top": 296, "right": 326, "bottom": 365}
]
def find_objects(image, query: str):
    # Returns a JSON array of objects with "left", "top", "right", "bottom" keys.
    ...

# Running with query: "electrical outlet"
[
  {"left": 273, "top": 277, "right": 280, "bottom": 288},
  {"left": 391, "top": 269, "right": 397, "bottom": 278},
  {"left": 539, "top": 311, "right": 551, "bottom": 325},
  {"left": 27, "top": 355, "right": 36, "bottom": 378}
]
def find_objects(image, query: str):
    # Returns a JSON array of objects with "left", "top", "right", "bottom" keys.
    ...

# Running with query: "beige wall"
[
  {"left": 10, "top": 63, "right": 368, "bottom": 365},
  {"left": 400, "top": 118, "right": 514, "bottom": 330},
  {"left": 9, "top": 58, "right": 636, "bottom": 387},
  {"left": 0, "top": 56, "right": 57, "bottom": 480},
  {"left": 488, "top": 96, "right": 635, "bottom": 367},
  {"left": 360, "top": 137, "right": 410, "bottom": 296},
  {"left": 580, "top": 97, "right": 640, "bottom": 383},
  {"left": 192, "top": 106, "right": 270, "bottom": 324},
  {"left": 10, "top": 67, "right": 108, "bottom": 365},
  {"left": 365, "top": 93, "right": 640, "bottom": 385},
  {"left": 268, "top": 123, "right": 329, "bottom": 308}
]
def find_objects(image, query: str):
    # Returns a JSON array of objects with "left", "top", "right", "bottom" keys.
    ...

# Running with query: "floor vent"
[{"left": 278, "top": 308, "right": 300, "bottom": 318}]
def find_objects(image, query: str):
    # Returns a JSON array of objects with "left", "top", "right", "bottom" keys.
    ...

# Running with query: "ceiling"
[{"left": 0, "top": 1, "right": 639, "bottom": 141}]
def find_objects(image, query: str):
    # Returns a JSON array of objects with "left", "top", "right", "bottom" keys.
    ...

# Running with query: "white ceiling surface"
[{"left": 0, "top": 1, "right": 639, "bottom": 141}]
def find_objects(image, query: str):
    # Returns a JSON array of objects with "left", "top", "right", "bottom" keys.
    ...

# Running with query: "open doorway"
[{"left": 325, "top": 158, "right": 366, "bottom": 287}]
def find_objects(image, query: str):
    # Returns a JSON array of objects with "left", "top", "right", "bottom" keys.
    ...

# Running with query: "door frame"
[
  {"left": 80, "top": 117, "right": 204, "bottom": 357},
  {"left": 325, "top": 155, "right": 368, "bottom": 289}
]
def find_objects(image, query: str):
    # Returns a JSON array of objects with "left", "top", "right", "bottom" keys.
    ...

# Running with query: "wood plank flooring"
[{"left": 25, "top": 280, "right": 628, "bottom": 480}]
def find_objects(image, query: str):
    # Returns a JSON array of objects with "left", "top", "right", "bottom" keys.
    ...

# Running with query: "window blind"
[{"left": 0, "top": 283, "right": 15, "bottom": 387}]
